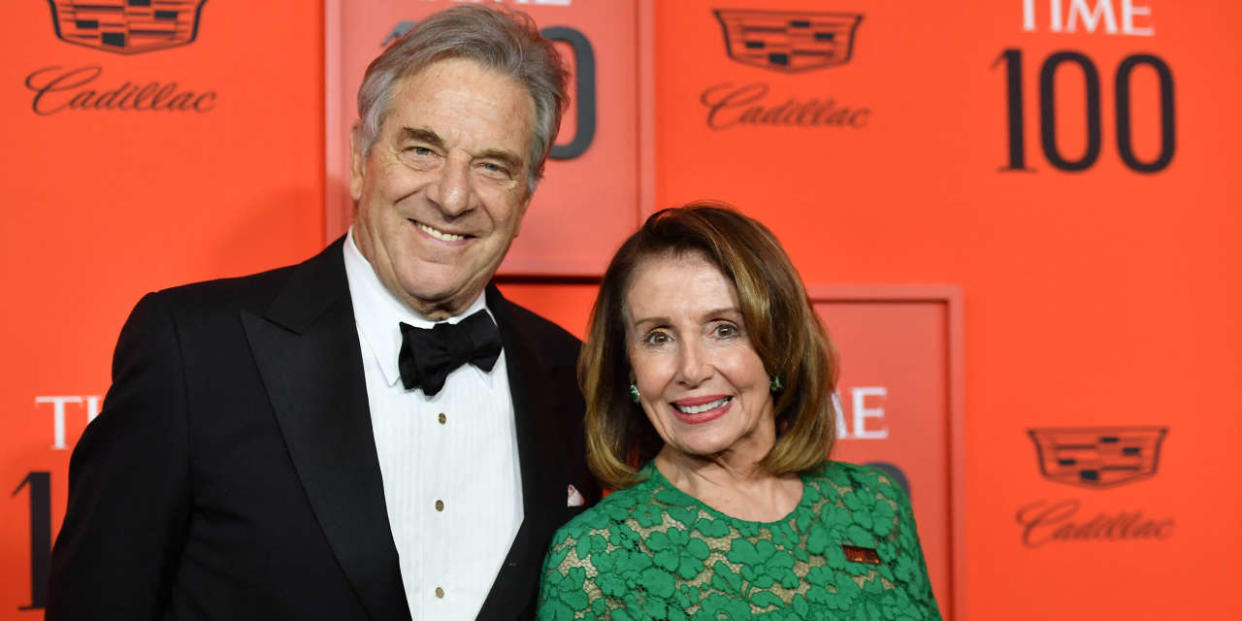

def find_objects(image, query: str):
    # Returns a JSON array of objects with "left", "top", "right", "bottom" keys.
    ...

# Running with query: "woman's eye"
[
  {"left": 643, "top": 331, "right": 670, "bottom": 346},
  {"left": 713, "top": 323, "right": 738, "bottom": 338}
]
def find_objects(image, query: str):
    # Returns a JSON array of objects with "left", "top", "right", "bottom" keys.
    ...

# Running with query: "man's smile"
[{"left": 410, "top": 218, "right": 471, "bottom": 244}]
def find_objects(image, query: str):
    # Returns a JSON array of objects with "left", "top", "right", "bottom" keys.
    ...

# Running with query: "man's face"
[{"left": 350, "top": 57, "right": 536, "bottom": 319}]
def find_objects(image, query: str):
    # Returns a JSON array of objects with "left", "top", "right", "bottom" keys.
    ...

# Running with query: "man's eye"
[
  {"left": 479, "top": 162, "right": 512, "bottom": 177},
  {"left": 407, "top": 146, "right": 434, "bottom": 156}
]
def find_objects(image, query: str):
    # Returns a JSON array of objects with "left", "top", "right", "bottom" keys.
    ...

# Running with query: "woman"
[{"left": 537, "top": 204, "right": 940, "bottom": 620}]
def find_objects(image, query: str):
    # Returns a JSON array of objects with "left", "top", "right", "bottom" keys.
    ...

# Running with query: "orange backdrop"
[
  {"left": 0, "top": 0, "right": 325, "bottom": 613},
  {"left": 650, "top": 2, "right": 1241, "bottom": 619},
  {"left": 2, "top": 1, "right": 1240, "bottom": 619}
]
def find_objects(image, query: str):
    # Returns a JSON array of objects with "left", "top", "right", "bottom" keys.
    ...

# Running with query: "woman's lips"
[{"left": 671, "top": 395, "right": 732, "bottom": 424}]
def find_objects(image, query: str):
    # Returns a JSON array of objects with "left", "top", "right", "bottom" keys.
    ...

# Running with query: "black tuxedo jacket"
[{"left": 47, "top": 239, "right": 600, "bottom": 620}]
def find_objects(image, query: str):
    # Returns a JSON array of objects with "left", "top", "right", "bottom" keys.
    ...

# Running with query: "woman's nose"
[{"left": 676, "top": 340, "right": 713, "bottom": 386}]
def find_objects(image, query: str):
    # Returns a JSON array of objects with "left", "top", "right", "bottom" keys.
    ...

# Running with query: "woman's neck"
[{"left": 654, "top": 447, "right": 802, "bottom": 522}]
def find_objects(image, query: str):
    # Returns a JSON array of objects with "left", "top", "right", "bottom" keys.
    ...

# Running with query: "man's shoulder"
[
  {"left": 154, "top": 264, "right": 294, "bottom": 308},
  {"left": 495, "top": 294, "right": 582, "bottom": 358},
  {"left": 146, "top": 243, "right": 341, "bottom": 317}
]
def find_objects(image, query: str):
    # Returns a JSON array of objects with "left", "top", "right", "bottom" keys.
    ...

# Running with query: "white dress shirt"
[{"left": 343, "top": 231, "right": 524, "bottom": 620}]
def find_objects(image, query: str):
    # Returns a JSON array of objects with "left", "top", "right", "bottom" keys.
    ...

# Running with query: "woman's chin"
[{"left": 663, "top": 434, "right": 744, "bottom": 462}]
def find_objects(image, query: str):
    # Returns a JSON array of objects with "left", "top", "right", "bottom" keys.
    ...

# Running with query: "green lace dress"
[{"left": 537, "top": 461, "right": 940, "bottom": 620}]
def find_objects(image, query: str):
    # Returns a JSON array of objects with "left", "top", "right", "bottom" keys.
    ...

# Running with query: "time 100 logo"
[{"left": 997, "top": 49, "right": 1175, "bottom": 174}]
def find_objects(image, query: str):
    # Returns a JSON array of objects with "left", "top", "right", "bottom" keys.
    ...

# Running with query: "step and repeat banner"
[
  {"left": 2, "top": 1, "right": 1239, "bottom": 620},
  {"left": 0, "top": 0, "right": 325, "bottom": 615},
  {"left": 648, "top": 2, "right": 1239, "bottom": 621}
]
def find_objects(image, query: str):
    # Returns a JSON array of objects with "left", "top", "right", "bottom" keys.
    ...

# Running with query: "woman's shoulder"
[
  {"left": 549, "top": 473, "right": 665, "bottom": 545},
  {"left": 806, "top": 460, "right": 912, "bottom": 506}
]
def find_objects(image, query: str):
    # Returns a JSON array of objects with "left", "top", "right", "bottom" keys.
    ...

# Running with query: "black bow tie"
[{"left": 397, "top": 310, "right": 503, "bottom": 396}]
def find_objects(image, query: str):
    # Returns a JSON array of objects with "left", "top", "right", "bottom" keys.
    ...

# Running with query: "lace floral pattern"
[{"left": 538, "top": 462, "right": 940, "bottom": 620}]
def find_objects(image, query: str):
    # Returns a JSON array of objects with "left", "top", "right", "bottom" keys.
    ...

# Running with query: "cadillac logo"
[
  {"left": 1028, "top": 426, "right": 1168, "bottom": 488},
  {"left": 47, "top": 0, "right": 208, "bottom": 55},
  {"left": 714, "top": 9, "right": 863, "bottom": 73}
]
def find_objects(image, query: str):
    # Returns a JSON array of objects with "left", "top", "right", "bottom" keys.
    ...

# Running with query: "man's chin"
[{"left": 395, "top": 274, "right": 486, "bottom": 319}]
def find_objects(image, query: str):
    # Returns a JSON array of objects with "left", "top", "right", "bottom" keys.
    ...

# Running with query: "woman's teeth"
[
  {"left": 675, "top": 397, "right": 730, "bottom": 414},
  {"left": 417, "top": 222, "right": 464, "bottom": 242}
]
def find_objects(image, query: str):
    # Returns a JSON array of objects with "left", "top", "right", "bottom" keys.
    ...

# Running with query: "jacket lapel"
[
  {"left": 476, "top": 285, "right": 568, "bottom": 620},
  {"left": 241, "top": 240, "right": 409, "bottom": 620}
]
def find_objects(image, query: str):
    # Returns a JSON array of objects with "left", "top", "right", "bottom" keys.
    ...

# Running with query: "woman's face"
[{"left": 624, "top": 252, "right": 776, "bottom": 463}]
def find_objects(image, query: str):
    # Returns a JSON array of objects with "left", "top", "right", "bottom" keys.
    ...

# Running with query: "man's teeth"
[
  {"left": 675, "top": 397, "right": 730, "bottom": 415},
  {"left": 417, "top": 222, "right": 464, "bottom": 242}
]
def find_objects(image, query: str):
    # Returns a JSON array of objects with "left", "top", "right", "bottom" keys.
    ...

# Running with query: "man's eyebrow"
[
  {"left": 397, "top": 128, "right": 523, "bottom": 170},
  {"left": 399, "top": 127, "right": 445, "bottom": 149}
]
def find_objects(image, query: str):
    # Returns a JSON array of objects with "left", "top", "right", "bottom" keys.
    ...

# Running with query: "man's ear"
[{"left": 349, "top": 123, "right": 365, "bottom": 201}]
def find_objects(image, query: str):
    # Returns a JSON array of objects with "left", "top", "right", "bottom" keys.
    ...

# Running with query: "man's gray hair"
[{"left": 356, "top": 5, "right": 569, "bottom": 194}]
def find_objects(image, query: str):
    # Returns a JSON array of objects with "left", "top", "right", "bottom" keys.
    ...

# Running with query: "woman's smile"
[{"left": 670, "top": 395, "right": 732, "bottom": 423}]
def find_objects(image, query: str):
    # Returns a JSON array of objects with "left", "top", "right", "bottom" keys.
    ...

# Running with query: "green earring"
[
  {"left": 770, "top": 376, "right": 784, "bottom": 392},
  {"left": 628, "top": 382, "right": 641, "bottom": 403}
]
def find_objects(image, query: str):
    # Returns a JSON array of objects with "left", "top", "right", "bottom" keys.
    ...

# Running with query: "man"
[{"left": 47, "top": 6, "right": 599, "bottom": 620}]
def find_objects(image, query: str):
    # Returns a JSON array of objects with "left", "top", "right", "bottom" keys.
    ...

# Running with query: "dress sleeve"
[
  {"left": 47, "top": 292, "right": 192, "bottom": 620},
  {"left": 876, "top": 470, "right": 942, "bottom": 619}
]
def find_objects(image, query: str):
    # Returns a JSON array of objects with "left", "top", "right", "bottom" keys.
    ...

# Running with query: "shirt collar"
[{"left": 343, "top": 229, "right": 493, "bottom": 388}]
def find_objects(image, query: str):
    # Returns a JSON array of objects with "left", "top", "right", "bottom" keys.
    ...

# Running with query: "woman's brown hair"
[{"left": 581, "top": 203, "right": 839, "bottom": 489}]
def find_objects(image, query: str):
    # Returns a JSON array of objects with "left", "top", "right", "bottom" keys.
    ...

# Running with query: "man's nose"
[{"left": 427, "top": 157, "right": 471, "bottom": 216}]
